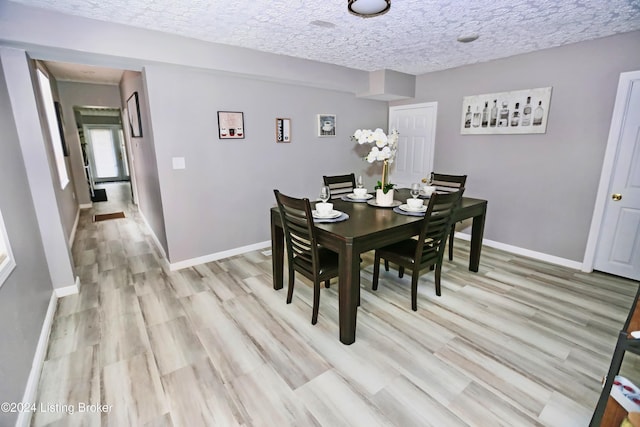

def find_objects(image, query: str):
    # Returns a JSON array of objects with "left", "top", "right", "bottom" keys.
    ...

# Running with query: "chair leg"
[
  {"left": 448, "top": 226, "right": 455, "bottom": 261},
  {"left": 411, "top": 273, "right": 419, "bottom": 311},
  {"left": 384, "top": 259, "right": 389, "bottom": 271},
  {"left": 286, "top": 267, "right": 295, "bottom": 304},
  {"left": 398, "top": 266, "right": 405, "bottom": 278},
  {"left": 325, "top": 279, "right": 330, "bottom": 288},
  {"left": 435, "top": 263, "right": 442, "bottom": 296},
  {"left": 312, "top": 280, "right": 320, "bottom": 325},
  {"left": 372, "top": 252, "right": 381, "bottom": 291}
]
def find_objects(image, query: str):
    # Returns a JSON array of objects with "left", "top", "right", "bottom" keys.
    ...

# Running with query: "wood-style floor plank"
[{"left": 30, "top": 182, "right": 640, "bottom": 426}]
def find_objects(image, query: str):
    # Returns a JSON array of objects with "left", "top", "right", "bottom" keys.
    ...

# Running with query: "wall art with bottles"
[{"left": 460, "top": 87, "right": 552, "bottom": 135}]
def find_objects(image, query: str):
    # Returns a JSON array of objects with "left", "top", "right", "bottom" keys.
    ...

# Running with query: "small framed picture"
[
  {"left": 218, "top": 111, "right": 244, "bottom": 139},
  {"left": 54, "top": 101, "right": 69, "bottom": 156},
  {"left": 317, "top": 114, "right": 336, "bottom": 137},
  {"left": 127, "top": 92, "right": 143, "bottom": 138},
  {"left": 276, "top": 118, "right": 291, "bottom": 143}
]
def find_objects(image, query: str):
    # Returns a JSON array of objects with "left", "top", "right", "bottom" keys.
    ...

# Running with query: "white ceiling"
[{"left": 14, "top": 0, "right": 640, "bottom": 83}]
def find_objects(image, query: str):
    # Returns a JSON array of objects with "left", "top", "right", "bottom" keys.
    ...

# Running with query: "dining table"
[{"left": 270, "top": 188, "right": 488, "bottom": 345}]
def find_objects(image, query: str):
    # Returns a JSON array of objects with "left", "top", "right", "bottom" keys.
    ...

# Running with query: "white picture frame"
[{"left": 461, "top": 87, "right": 552, "bottom": 135}]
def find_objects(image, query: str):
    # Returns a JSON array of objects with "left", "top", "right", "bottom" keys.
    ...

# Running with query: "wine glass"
[
  {"left": 410, "top": 183, "right": 420, "bottom": 199},
  {"left": 320, "top": 186, "right": 330, "bottom": 203},
  {"left": 356, "top": 175, "right": 364, "bottom": 189}
]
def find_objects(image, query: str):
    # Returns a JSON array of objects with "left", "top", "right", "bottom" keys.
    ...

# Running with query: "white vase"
[{"left": 376, "top": 188, "right": 394, "bottom": 206}]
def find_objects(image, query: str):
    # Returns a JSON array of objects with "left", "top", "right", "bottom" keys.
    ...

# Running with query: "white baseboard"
[
  {"left": 137, "top": 210, "right": 170, "bottom": 271},
  {"left": 79, "top": 203, "right": 92, "bottom": 209},
  {"left": 53, "top": 276, "right": 80, "bottom": 298},
  {"left": 455, "top": 232, "right": 584, "bottom": 270},
  {"left": 169, "top": 240, "right": 271, "bottom": 271},
  {"left": 69, "top": 207, "right": 80, "bottom": 248},
  {"left": 16, "top": 291, "right": 58, "bottom": 427}
]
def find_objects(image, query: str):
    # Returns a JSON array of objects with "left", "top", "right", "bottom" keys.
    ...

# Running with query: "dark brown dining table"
[{"left": 270, "top": 188, "right": 487, "bottom": 345}]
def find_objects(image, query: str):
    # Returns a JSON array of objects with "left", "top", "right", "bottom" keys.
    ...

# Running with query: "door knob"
[{"left": 612, "top": 193, "right": 622, "bottom": 201}]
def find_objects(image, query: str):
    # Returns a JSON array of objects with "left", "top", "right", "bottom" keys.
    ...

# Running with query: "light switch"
[{"left": 172, "top": 157, "right": 185, "bottom": 170}]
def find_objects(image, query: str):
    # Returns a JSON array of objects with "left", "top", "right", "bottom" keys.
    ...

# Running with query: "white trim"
[
  {"left": 169, "top": 241, "right": 271, "bottom": 271},
  {"left": 0, "top": 208, "right": 16, "bottom": 287},
  {"left": 53, "top": 275, "right": 80, "bottom": 297},
  {"left": 16, "top": 292, "right": 58, "bottom": 427},
  {"left": 455, "top": 232, "right": 583, "bottom": 270},
  {"left": 582, "top": 70, "right": 640, "bottom": 273},
  {"left": 69, "top": 207, "right": 80, "bottom": 248},
  {"left": 79, "top": 203, "right": 93, "bottom": 209},
  {"left": 137, "top": 210, "right": 168, "bottom": 271}
]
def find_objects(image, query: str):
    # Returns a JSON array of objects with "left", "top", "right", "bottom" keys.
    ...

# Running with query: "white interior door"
[
  {"left": 593, "top": 72, "right": 640, "bottom": 280},
  {"left": 389, "top": 102, "right": 437, "bottom": 188}
]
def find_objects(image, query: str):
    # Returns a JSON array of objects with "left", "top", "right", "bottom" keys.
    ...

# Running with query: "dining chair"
[
  {"left": 429, "top": 172, "right": 467, "bottom": 261},
  {"left": 323, "top": 173, "right": 356, "bottom": 200},
  {"left": 372, "top": 188, "right": 465, "bottom": 311},
  {"left": 273, "top": 189, "right": 340, "bottom": 325}
]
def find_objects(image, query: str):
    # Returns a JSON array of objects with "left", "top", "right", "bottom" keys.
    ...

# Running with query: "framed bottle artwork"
[{"left": 460, "top": 87, "right": 552, "bottom": 135}]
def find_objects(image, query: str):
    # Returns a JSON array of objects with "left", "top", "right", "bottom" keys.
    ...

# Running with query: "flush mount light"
[
  {"left": 348, "top": 0, "right": 391, "bottom": 18},
  {"left": 457, "top": 34, "right": 480, "bottom": 43}
]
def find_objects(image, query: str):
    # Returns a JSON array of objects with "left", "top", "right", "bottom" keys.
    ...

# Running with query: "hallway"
[{"left": 30, "top": 183, "right": 638, "bottom": 426}]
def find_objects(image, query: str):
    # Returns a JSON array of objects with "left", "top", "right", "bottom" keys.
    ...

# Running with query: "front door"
[
  {"left": 388, "top": 102, "right": 437, "bottom": 188},
  {"left": 85, "top": 125, "right": 129, "bottom": 183},
  {"left": 593, "top": 71, "right": 640, "bottom": 280}
]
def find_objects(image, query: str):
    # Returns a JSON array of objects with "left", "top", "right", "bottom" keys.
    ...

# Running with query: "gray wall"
[
  {"left": 0, "top": 56, "right": 54, "bottom": 426},
  {"left": 1, "top": 48, "right": 76, "bottom": 291},
  {"left": 35, "top": 70, "right": 80, "bottom": 242},
  {"left": 394, "top": 30, "right": 640, "bottom": 262},
  {"left": 57, "top": 81, "right": 123, "bottom": 206},
  {"left": 144, "top": 64, "right": 387, "bottom": 263},
  {"left": 120, "top": 70, "right": 168, "bottom": 256}
]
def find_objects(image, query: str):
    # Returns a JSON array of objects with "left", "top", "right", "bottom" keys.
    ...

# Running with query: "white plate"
[
  {"left": 399, "top": 204, "right": 427, "bottom": 213},
  {"left": 312, "top": 209, "right": 342, "bottom": 219},
  {"left": 347, "top": 193, "right": 373, "bottom": 200}
]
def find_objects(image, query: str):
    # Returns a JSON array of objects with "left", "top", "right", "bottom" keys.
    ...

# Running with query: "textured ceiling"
[{"left": 10, "top": 0, "right": 640, "bottom": 76}]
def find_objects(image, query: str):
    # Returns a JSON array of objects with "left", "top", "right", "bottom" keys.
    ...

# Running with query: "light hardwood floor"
[{"left": 31, "top": 182, "right": 639, "bottom": 426}]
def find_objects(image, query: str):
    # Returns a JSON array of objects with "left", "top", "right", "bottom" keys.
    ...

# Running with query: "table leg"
[
  {"left": 271, "top": 217, "right": 284, "bottom": 290},
  {"left": 338, "top": 243, "right": 359, "bottom": 345},
  {"left": 469, "top": 205, "right": 487, "bottom": 272}
]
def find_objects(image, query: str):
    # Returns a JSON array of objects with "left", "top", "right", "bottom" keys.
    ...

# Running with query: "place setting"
[
  {"left": 341, "top": 175, "right": 373, "bottom": 202},
  {"left": 314, "top": 186, "right": 349, "bottom": 223},
  {"left": 418, "top": 178, "right": 436, "bottom": 199},
  {"left": 394, "top": 183, "right": 428, "bottom": 216}
]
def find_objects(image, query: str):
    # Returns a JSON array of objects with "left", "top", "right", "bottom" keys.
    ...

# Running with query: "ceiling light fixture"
[
  {"left": 457, "top": 34, "right": 480, "bottom": 43},
  {"left": 348, "top": 0, "right": 391, "bottom": 18}
]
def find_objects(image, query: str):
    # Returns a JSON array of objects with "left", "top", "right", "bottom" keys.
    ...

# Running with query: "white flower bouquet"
[
  {"left": 352, "top": 128, "right": 399, "bottom": 195},
  {"left": 352, "top": 128, "right": 399, "bottom": 163}
]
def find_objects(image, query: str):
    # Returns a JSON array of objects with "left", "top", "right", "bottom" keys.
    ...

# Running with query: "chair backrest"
[
  {"left": 430, "top": 173, "right": 467, "bottom": 193},
  {"left": 273, "top": 190, "right": 319, "bottom": 275},
  {"left": 323, "top": 173, "right": 356, "bottom": 200},
  {"left": 415, "top": 189, "right": 465, "bottom": 265}
]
